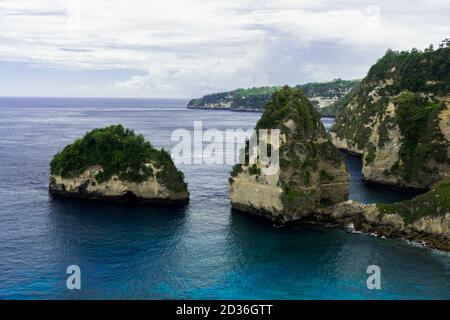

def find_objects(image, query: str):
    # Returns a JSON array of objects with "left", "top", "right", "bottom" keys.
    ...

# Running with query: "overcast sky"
[{"left": 0, "top": 0, "right": 448, "bottom": 98}]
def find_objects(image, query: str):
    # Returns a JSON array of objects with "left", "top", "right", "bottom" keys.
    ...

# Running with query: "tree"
[{"left": 439, "top": 38, "right": 450, "bottom": 48}]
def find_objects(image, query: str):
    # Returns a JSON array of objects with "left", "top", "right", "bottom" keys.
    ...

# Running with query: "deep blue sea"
[{"left": 0, "top": 97, "right": 449, "bottom": 299}]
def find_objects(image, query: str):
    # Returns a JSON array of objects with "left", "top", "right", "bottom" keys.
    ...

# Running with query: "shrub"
[{"left": 378, "top": 181, "right": 450, "bottom": 223}]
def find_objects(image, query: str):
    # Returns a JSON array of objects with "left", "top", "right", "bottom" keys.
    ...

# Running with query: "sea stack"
[
  {"left": 228, "top": 86, "right": 350, "bottom": 224},
  {"left": 49, "top": 125, "right": 189, "bottom": 204},
  {"left": 330, "top": 45, "right": 450, "bottom": 189}
]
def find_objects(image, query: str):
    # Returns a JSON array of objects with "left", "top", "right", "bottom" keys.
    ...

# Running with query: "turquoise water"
[{"left": 0, "top": 98, "right": 449, "bottom": 299}]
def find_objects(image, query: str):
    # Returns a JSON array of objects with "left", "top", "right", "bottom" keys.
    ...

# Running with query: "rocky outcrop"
[
  {"left": 320, "top": 202, "right": 450, "bottom": 251},
  {"left": 50, "top": 164, "right": 189, "bottom": 204},
  {"left": 330, "top": 45, "right": 450, "bottom": 189},
  {"left": 228, "top": 86, "right": 350, "bottom": 224},
  {"left": 49, "top": 125, "right": 189, "bottom": 204},
  {"left": 329, "top": 132, "right": 363, "bottom": 155},
  {"left": 313, "top": 181, "right": 450, "bottom": 251}
]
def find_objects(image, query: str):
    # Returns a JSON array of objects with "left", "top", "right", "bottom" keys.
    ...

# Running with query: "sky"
[{"left": 0, "top": 0, "right": 448, "bottom": 98}]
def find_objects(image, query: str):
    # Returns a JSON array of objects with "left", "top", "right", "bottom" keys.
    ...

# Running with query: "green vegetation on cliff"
[
  {"left": 297, "top": 79, "right": 359, "bottom": 101},
  {"left": 367, "top": 46, "right": 450, "bottom": 96},
  {"left": 388, "top": 92, "right": 447, "bottom": 181},
  {"left": 189, "top": 79, "right": 359, "bottom": 116},
  {"left": 318, "top": 85, "right": 358, "bottom": 117},
  {"left": 50, "top": 125, "right": 187, "bottom": 192},
  {"left": 378, "top": 181, "right": 450, "bottom": 224},
  {"left": 231, "top": 86, "right": 348, "bottom": 210},
  {"left": 188, "top": 86, "right": 278, "bottom": 110},
  {"left": 255, "top": 86, "right": 322, "bottom": 135},
  {"left": 331, "top": 43, "right": 450, "bottom": 152}
]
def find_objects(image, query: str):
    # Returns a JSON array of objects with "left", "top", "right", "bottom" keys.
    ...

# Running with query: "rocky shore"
[
  {"left": 49, "top": 164, "right": 189, "bottom": 204},
  {"left": 315, "top": 195, "right": 450, "bottom": 252}
]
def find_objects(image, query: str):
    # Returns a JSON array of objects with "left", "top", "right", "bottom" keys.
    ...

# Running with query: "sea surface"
[{"left": 0, "top": 97, "right": 449, "bottom": 299}]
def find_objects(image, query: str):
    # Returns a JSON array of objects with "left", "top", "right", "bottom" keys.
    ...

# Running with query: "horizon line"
[{"left": 0, "top": 95, "right": 193, "bottom": 100}]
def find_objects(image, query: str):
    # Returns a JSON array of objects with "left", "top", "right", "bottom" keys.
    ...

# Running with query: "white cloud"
[{"left": 0, "top": 0, "right": 448, "bottom": 97}]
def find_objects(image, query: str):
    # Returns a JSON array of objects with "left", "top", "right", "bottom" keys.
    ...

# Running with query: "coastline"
[
  {"left": 231, "top": 205, "right": 450, "bottom": 253},
  {"left": 187, "top": 105, "right": 263, "bottom": 113},
  {"left": 187, "top": 105, "right": 337, "bottom": 118},
  {"left": 1, "top": 97, "right": 449, "bottom": 299}
]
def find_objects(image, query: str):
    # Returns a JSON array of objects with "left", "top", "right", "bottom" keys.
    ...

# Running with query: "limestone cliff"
[
  {"left": 362, "top": 94, "right": 450, "bottom": 189},
  {"left": 330, "top": 45, "right": 450, "bottom": 189},
  {"left": 228, "top": 86, "right": 350, "bottom": 224},
  {"left": 50, "top": 164, "right": 188, "bottom": 204},
  {"left": 49, "top": 125, "right": 189, "bottom": 204},
  {"left": 315, "top": 181, "right": 450, "bottom": 251}
]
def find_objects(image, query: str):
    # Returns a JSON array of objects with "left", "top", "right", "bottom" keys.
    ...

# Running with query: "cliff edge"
[{"left": 330, "top": 44, "right": 450, "bottom": 189}]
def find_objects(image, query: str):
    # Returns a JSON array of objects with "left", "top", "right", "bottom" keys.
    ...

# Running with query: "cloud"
[{"left": 0, "top": 0, "right": 448, "bottom": 97}]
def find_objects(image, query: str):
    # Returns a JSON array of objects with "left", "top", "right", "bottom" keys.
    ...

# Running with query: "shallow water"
[{"left": 0, "top": 98, "right": 448, "bottom": 299}]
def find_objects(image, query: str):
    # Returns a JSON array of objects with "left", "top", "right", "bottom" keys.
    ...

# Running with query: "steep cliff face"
[
  {"left": 228, "top": 167, "right": 284, "bottom": 217},
  {"left": 362, "top": 94, "right": 450, "bottom": 188},
  {"left": 316, "top": 181, "right": 450, "bottom": 251},
  {"left": 49, "top": 125, "right": 189, "bottom": 204},
  {"left": 330, "top": 45, "right": 450, "bottom": 189},
  {"left": 228, "top": 86, "right": 350, "bottom": 224}
]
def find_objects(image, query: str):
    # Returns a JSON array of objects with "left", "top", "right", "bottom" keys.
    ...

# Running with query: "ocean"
[{"left": 0, "top": 97, "right": 448, "bottom": 299}]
